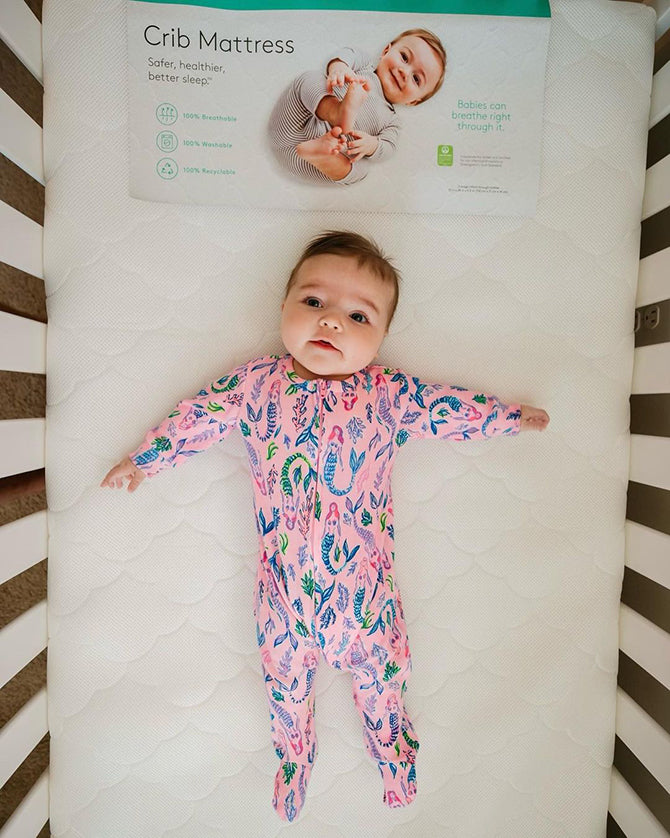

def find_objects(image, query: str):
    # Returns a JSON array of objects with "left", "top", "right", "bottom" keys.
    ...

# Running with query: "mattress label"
[{"left": 127, "top": 0, "right": 550, "bottom": 215}]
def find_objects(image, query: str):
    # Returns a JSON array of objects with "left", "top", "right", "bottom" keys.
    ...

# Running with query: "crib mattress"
[{"left": 43, "top": 1, "right": 655, "bottom": 836}]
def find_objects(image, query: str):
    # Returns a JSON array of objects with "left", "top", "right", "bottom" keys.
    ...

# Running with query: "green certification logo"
[
  {"left": 156, "top": 131, "right": 178, "bottom": 153},
  {"left": 156, "top": 158, "right": 178, "bottom": 180},
  {"left": 437, "top": 145, "right": 453, "bottom": 166},
  {"left": 156, "top": 103, "right": 178, "bottom": 125}
]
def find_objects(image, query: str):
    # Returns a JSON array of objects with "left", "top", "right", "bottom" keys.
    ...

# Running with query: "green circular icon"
[
  {"left": 156, "top": 158, "right": 178, "bottom": 180},
  {"left": 157, "top": 131, "right": 178, "bottom": 153},
  {"left": 156, "top": 103, "right": 178, "bottom": 125}
]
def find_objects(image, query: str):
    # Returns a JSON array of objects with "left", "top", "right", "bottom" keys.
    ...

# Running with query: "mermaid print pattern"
[{"left": 129, "top": 354, "right": 521, "bottom": 821}]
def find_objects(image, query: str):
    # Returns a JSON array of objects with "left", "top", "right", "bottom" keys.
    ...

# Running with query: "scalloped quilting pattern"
[{"left": 42, "top": 1, "right": 655, "bottom": 835}]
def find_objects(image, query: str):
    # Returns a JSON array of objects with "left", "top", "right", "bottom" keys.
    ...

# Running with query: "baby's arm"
[
  {"left": 395, "top": 374, "right": 548, "bottom": 442},
  {"left": 100, "top": 363, "right": 248, "bottom": 491},
  {"left": 325, "top": 47, "right": 368, "bottom": 92},
  {"left": 326, "top": 59, "right": 364, "bottom": 93},
  {"left": 346, "top": 120, "right": 399, "bottom": 163}
]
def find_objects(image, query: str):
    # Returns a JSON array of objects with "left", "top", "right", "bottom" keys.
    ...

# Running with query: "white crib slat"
[
  {"left": 631, "top": 343, "right": 670, "bottom": 395},
  {"left": 616, "top": 688, "right": 670, "bottom": 793},
  {"left": 642, "top": 153, "right": 670, "bottom": 221},
  {"left": 626, "top": 521, "right": 670, "bottom": 590},
  {"left": 0, "top": 200, "right": 43, "bottom": 279},
  {"left": 650, "top": 59, "right": 670, "bottom": 129},
  {"left": 0, "top": 769, "right": 48, "bottom": 838},
  {"left": 0, "top": 89, "right": 44, "bottom": 185},
  {"left": 629, "top": 435, "right": 670, "bottom": 492},
  {"left": 609, "top": 769, "right": 668, "bottom": 838},
  {"left": 636, "top": 246, "right": 670, "bottom": 308},
  {"left": 0, "top": 312, "right": 46, "bottom": 375},
  {"left": 0, "top": 0, "right": 42, "bottom": 82},
  {"left": 0, "top": 601, "right": 47, "bottom": 690},
  {"left": 655, "top": 0, "right": 670, "bottom": 40},
  {"left": 0, "top": 688, "right": 47, "bottom": 789},
  {"left": 619, "top": 604, "right": 670, "bottom": 691},
  {"left": 0, "top": 419, "right": 45, "bottom": 481},
  {"left": 0, "top": 512, "right": 47, "bottom": 587}
]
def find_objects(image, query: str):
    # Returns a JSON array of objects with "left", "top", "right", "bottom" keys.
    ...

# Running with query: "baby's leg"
[
  {"left": 346, "top": 618, "right": 418, "bottom": 807},
  {"left": 258, "top": 637, "right": 320, "bottom": 822},
  {"left": 315, "top": 78, "right": 370, "bottom": 134},
  {"left": 296, "top": 127, "right": 352, "bottom": 182}
]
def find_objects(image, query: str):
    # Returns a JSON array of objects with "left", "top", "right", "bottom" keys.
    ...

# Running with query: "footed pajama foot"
[
  {"left": 378, "top": 760, "right": 417, "bottom": 809},
  {"left": 272, "top": 761, "right": 312, "bottom": 822}
]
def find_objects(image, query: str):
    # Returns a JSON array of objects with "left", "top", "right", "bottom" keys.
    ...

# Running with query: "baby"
[
  {"left": 101, "top": 231, "right": 549, "bottom": 823},
  {"left": 268, "top": 29, "right": 446, "bottom": 185}
]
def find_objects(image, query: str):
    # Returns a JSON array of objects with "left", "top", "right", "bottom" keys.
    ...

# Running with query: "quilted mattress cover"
[{"left": 42, "top": 1, "right": 655, "bottom": 836}]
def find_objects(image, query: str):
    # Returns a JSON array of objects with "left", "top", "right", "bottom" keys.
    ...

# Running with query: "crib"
[{"left": 0, "top": 0, "right": 668, "bottom": 835}]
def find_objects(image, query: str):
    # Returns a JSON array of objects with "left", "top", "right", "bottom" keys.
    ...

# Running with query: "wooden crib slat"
[
  {"left": 0, "top": 512, "right": 47, "bottom": 586},
  {"left": 651, "top": 59, "right": 670, "bottom": 128},
  {"left": 616, "top": 688, "right": 670, "bottom": 796},
  {"left": 642, "top": 153, "right": 670, "bottom": 219},
  {"left": 609, "top": 769, "right": 669, "bottom": 838},
  {"left": 0, "top": 601, "right": 46, "bottom": 691},
  {"left": 625, "top": 521, "right": 670, "bottom": 589},
  {"left": 0, "top": 90, "right": 43, "bottom": 185},
  {"left": 637, "top": 245, "right": 670, "bottom": 306},
  {"left": 0, "top": 419, "right": 45, "bottom": 480},
  {"left": 632, "top": 342, "right": 670, "bottom": 393},
  {"left": 619, "top": 604, "right": 670, "bottom": 691},
  {"left": 0, "top": 688, "right": 47, "bottom": 789},
  {"left": 0, "top": 0, "right": 42, "bottom": 83},
  {"left": 0, "top": 313, "right": 46, "bottom": 375},
  {"left": 0, "top": 202, "right": 43, "bottom": 279},
  {"left": 629, "top": 435, "right": 670, "bottom": 490},
  {"left": 0, "top": 769, "right": 48, "bottom": 838}
]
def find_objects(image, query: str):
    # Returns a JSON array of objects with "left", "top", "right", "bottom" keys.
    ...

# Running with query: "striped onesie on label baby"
[{"left": 268, "top": 48, "right": 401, "bottom": 185}]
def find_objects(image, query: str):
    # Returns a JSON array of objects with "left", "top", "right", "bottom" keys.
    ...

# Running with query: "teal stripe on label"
[{"left": 134, "top": 0, "right": 550, "bottom": 16}]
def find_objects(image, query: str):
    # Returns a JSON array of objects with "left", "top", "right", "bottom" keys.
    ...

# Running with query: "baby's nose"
[{"left": 319, "top": 313, "right": 343, "bottom": 331}]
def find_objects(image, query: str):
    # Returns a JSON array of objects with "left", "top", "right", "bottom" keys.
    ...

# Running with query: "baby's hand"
[
  {"left": 520, "top": 405, "right": 550, "bottom": 432},
  {"left": 326, "top": 60, "right": 364, "bottom": 93},
  {"left": 100, "top": 457, "right": 146, "bottom": 493},
  {"left": 346, "top": 130, "right": 379, "bottom": 162}
]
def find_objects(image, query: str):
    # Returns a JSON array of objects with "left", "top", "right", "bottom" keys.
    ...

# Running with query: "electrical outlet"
[
  {"left": 634, "top": 310, "right": 641, "bottom": 332},
  {"left": 644, "top": 305, "right": 660, "bottom": 330}
]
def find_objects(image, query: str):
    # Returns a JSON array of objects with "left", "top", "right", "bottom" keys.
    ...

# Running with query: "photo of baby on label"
[{"left": 268, "top": 29, "right": 446, "bottom": 186}]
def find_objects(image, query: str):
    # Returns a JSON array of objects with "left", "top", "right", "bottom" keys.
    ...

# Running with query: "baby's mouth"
[{"left": 311, "top": 339, "right": 338, "bottom": 352}]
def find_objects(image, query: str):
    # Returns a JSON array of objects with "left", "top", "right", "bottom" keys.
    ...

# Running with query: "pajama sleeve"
[
  {"left": 326, "top": 47, "right": 374, "bottom": 75},
  {"left": 395, "top": 373, "right": 521, "bottom": 442},
  {"left": 128, "top": 362, "right": 249, "bottom": 478}
]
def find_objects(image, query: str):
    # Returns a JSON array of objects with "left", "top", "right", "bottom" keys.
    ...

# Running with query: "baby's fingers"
[
  {"left": 127, "top": 470, "right": 146, "bottom": 493},
  {"left": 327, "top": 72, "right": 345, "bottom": 91}
]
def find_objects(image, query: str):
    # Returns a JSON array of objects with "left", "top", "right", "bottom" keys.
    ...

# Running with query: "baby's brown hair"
[
  {"left": 285, "top": 231, "right": 400, "bottom": 327},
  {"left": 392, "top": 28, "right": 447, "bottom": 103}
]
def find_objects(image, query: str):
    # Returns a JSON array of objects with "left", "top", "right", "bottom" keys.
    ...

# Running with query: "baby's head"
[
  {"left": 376, "top": 29, "right": 446, "bottom": 106},
  {"left": 281, "top": 231, "right": 400, "bottom": 381}
]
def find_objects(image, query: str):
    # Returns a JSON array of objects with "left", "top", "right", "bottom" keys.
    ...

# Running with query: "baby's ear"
[{"left": 382, "top": 43, "right": 392, "bottom": 55}]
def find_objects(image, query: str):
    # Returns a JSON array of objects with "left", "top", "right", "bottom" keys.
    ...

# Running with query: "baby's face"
[
  {"left": 376, "top": 35, "right": 443, "bottom": 106},
  {"left": 281, "top": 254, "right": 394, "bottom": 381}
]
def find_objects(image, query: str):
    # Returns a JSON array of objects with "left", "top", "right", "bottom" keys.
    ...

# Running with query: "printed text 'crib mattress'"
[{"left": 43, "top": 1, "right": 654, "bottom": 836}]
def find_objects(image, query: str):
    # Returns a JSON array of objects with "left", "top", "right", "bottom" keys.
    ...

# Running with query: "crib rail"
[
  {"left": 0, "top": 2, "right": 668, "bottom": 837},
  {"left": 0, "top": 2, "right": 48, "bottom": 836}
]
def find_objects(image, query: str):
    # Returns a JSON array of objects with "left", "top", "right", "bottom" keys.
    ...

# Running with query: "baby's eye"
[
  {"left": 413, "top": 74, "right": 420, "bottom": 85},
  {"left": 400, "top": 51, "right": 408, "bottom": 62},
  {"left": 305, "top": 297, "right": 322, "bottom": 308},
  {"left": 350, "top": 312, "right": 368, "bottom": 324}
]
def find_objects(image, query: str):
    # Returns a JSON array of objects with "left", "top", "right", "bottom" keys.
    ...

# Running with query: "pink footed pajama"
[{"left": 129, "top": 354, "right": 521, "bottom": 822}]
